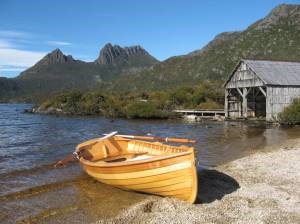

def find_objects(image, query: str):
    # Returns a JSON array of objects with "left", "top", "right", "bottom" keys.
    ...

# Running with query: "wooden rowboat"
[{"left": 75, "top": 132, "right": 198, "bottom": 203}]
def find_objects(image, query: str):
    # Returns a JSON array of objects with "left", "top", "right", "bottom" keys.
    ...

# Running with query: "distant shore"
[
  {"left": 25, "top": 105, "right": 177, "bottom": 120},
  {"left": 28, "top": 107, "right": 228, "bottom": 122},
  {"left": 96, "top": 138, "right": 300, "bottom": 224}
]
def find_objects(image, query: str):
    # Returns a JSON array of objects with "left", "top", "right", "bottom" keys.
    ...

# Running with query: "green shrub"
[
  {"left": 125, "top": 101, "right": 169, "bottom": 119},
  {"left": 191, "top": 88, "right": 207, "bottom": 105},
  {"left": 102, "top": 95, "right": 125, "bottom": 118},
  {"left": 169, "top": 86, "right": 194, "bottom": 106},
  {"left": 37, "top": 81, "right": 225, "bottom": 118},
  {"left": 278, "top": 98, "right": 300, "bottom": 125},
  {"left": 197, "top": 100, "right": 223, "bottom": 109},
  {"left": 79, "top": 92, "right": 105, "bottom": 115}
]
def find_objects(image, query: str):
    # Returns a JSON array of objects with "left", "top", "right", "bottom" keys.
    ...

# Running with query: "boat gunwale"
[{"left": 79, "top": 151, "right": 193, "bottom": 168}]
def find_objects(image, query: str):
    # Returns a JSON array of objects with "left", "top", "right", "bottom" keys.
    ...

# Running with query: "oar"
[
  {"left": 53, "top": 131, "right": 119, "bottom": 168},
  {"left": 53, "top": 132, "right": 196, "bottom": 168},
  {"left": 106, "top": 134, "right": 196, "bottom": 144},
  {"left": 53, "top": 153, "right": 78, "bottom": 168}
]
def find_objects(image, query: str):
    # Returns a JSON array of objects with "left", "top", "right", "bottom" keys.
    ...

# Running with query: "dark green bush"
[
  {"left": 102, "top": 95, "right": 125, "bottom": 118},
  {"left": 197, "top": 100, "right": 223, "bottom": 109},
  {"left": 38, "top": 81, "right": 225, "bottom": 118},
  {"left": 278, "top": 98, "right": 300, "bottom": 125},
  {"left": 169, "top": 86, "right": 194, "bottom": 106},
  {"left": 125, "top": 101, "right": 169, "bottom": 119},
  {"left": 78, "top": 92, "right": 105, "bottom": 115}
]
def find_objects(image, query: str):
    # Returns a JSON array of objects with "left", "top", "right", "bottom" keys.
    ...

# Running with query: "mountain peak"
[
  {"left": 51, "top": 48, "right": 63, "bottom": 55},
  {"left": 250, "top": 4, "right": 300, "bottom": 30},
  {"left": 102, "top": 43, "right": 113, "bottom": 49},
  {"left": 95, "top": 43, "right": 154, "bottom": 65},
  {"left": 37, "top": 48, "right": 75, "bottom": 66}
]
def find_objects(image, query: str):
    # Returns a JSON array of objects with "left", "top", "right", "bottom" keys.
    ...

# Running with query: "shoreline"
[
  {"left": 24, "top": 106, "right": 177, "bottom": 120},
  {"left": 25, "top": 106, "right": 296, "bottom": 125},
  {"left": 23, "top": 107, "right": 276, "bottom": 123},
  {"left": 96, "top": 138, "right": 300, "bottom": 224},
  {"left": 25, "top": 106, "right": 224, "bottom": 121},
  {"left": 2, "top": 125, "right": 300, "bottom": 223}
]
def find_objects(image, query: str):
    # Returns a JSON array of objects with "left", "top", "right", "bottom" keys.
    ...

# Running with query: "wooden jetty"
[{"left": 173, "top": 109, "right": 225, "bottom": 117}]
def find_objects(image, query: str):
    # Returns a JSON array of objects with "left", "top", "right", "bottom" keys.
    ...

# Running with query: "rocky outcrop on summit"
[
  {"left": 95, "top": 43, "right": 157, "bottom": 65},
  {"left": 0, "top": 43, "right": 158, "bottom": 101},
  {"left": 36, "top": 49, "right": 75, "bottom": 66},
  {"left": 17, "top": 48, "right": 77, "bottom": 80}
]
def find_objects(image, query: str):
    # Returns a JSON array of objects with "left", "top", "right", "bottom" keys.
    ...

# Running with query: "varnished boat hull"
[{"left": 77, "top": 137, "right": 198, "bottom": 203}]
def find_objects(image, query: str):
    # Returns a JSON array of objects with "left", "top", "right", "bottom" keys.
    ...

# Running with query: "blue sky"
[{"left": 0, "top": 0, "right": 299, "bottom": 77}]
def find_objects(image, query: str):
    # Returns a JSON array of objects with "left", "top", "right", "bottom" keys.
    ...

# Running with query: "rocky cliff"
[
  {"left": 95, "top": 43, "right": 155, "bottom": 65},
  {"left": 0, "top": 44, "right": 158, "bottom": 101},
  {"left": 38, "top": 48, "right": 75, "bottom": 65}
]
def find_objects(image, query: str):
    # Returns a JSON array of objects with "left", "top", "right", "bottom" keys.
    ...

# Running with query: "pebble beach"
[{"left": 96, "top": 138, "right": 300, "bottom": 224}]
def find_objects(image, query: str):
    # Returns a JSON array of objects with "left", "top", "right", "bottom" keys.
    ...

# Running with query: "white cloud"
[
  {"left": 0, "top": 30, "right": 33, "bottom": 50},
  {"left": 0, "top": 30, "right": 74, "bottom": 77},
  {"left": 0, "top": 65, "right": 29, "bottom": 77},
  {"left": 0, "top": 65, "right": 27, "bottom": 72},
  {"left": 0, "top": 48, "right": 46, "bottom": 67},
  {"left": 0, "top": 31, "right": 45, "bottom": 75},
  {"left": 0, "top": 39, "right": 14, "bottom": 48},
  {"left": 0, "top": 30, "right": 32, "bottom": 38},
  {"left": 0, "top": 30, "right": 51, "bottom": 77},
  {"left": 0, "top": 65, "right": 27, "bottom": 77},
  {"left": 47, "top": 41, "right": 72, "bottom": 46}
]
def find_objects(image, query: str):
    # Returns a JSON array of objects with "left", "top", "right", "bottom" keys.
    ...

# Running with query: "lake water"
[{"left": 1, "top": 104, "right": 299, "bottom": 223}]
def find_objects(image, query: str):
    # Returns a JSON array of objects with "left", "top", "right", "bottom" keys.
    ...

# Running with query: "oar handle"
[{"left": 164, "top": 137, "right": 196, "bottom": 144}]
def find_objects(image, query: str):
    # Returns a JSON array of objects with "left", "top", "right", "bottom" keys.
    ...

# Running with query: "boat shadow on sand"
[{"left": 195, "top": 169, "right": 240, "bottom": 204}]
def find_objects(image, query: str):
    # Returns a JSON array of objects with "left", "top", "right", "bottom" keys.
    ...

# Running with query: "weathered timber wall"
[
  {"left": 226, "top": 62, "right": 264, "bottom": 88},
  {"left": 266, "top": 87, "right": 300, "bottom": 121},
  {"left": 227, "top": 89, "right": 241, "bottom": 118}
]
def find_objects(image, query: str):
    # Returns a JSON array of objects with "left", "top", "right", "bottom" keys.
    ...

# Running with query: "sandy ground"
[{"left": 96, "top": 138, "right": 300, "bottom": 224}]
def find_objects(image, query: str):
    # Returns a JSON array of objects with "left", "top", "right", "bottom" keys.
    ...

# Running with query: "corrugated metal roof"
[{"left": 243, "top": 59, "right": 300, "bottom": 86}]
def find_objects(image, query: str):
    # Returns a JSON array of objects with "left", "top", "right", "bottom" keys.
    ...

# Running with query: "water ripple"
[{"left": 1, "top": 103, "right": 300, "bottom": 196}]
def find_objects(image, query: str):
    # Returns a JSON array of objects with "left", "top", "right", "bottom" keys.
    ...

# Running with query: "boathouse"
[{"left": 224, "top": 59, "right": 300, "bottom": 121}]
